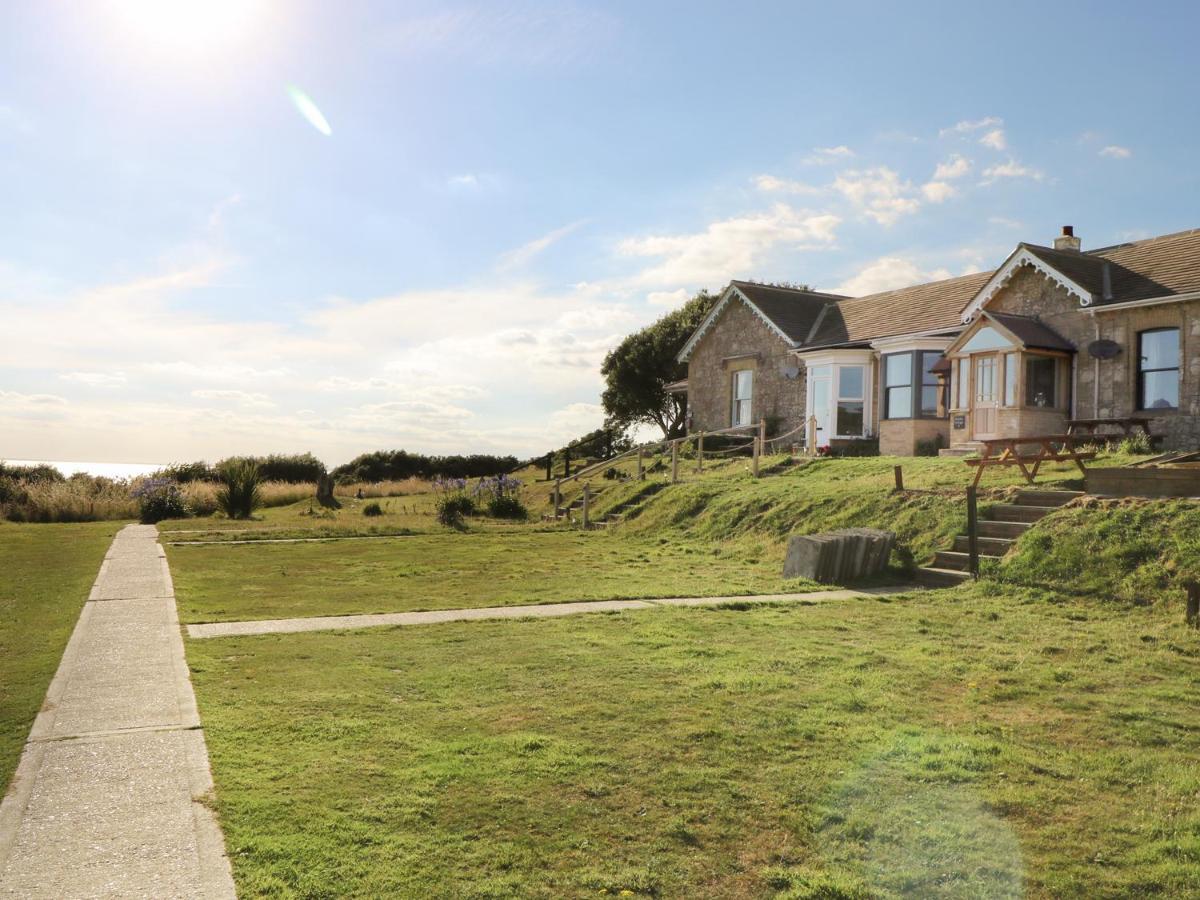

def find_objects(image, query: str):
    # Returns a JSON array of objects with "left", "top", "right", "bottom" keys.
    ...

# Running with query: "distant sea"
[{"left": 2, "top": 459, "right": 167, "bottom": 479}]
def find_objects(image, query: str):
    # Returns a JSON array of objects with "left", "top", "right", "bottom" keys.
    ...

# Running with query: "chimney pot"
[{"left": 1054, "top": 224, "right": 1081, "bottom": 253}]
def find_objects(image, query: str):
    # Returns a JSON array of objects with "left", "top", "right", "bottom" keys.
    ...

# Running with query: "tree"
[{"left": 600, "top": 290, "right": 718, "bottom": 438}]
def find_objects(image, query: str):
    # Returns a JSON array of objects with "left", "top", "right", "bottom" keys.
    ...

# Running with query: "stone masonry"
[{"left": 685, "top": 297, "right": 805, "bottom": 436}]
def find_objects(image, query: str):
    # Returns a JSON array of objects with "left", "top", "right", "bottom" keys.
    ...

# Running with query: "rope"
[{"left": 763, "top": 423, "right": 808, "bottom": 451}]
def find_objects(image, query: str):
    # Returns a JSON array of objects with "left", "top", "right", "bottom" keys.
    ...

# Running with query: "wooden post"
[
  {"left": 806, "top": 416, "right": 817, "bottom": 456},
  {"left": 553, "top": 479, "right": 562, "bottom": 517},
  {"left": 752, "top": 436, "right": 760, "bottom": 477},
  {"left": 545, "top": 453, "right": 552, "bottom": 481},
  {"left": 637, "top": 447, "right": 645, "bottom": 481},
  {"left": 759, "top": 419, "right": 767, "bottom": 448},
  {"left": 671, "top": 440, "right": 679, "bottom": 484},
  {"left": 697, "top": 431, "right": 705, "bottom": 472},
  {"left": 966, "top": 485, "right": 980, "bottom": 579},
  {"left": 1186, "top": 580, "right": 1200, "bottom": 628},
  {"left": 581, "top": 482, "right": 590, "bottom": 530},
  {"left": 893, "top": 465, "right": 904, "bottom": 493},
  {"left": 564, "top": 447, "right": 571, "bottom": 478}
]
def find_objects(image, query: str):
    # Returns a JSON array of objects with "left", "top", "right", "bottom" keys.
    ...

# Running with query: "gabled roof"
[
  {"left": 961, "top": 227, "right": 1200, "bottom": 320},
  {"left": 802, "top": 271, "right": 994, "bottom": 350},
  {"left": 946, "top": 310, "right": 1075, "bottom": 355},
  {"left": 676, "top": 281, "right": 847, "bottom": 362}
]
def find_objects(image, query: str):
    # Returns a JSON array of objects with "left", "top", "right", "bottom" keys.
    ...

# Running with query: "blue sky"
[{"left": 2, "top": 1, "right": 1198, "bottom": 465}]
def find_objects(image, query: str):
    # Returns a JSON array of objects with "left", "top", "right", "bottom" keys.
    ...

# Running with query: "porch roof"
[{"left": 946, "top": 311, "right": 1075, "bottom": 355}]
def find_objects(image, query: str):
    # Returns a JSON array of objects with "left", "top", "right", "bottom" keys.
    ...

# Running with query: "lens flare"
[{"left": 287, "top": 85, "right": 332, "bottom": 137}]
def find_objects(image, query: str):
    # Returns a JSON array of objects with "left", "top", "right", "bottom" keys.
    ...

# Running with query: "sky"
[{"left": 2, "top": 1, "right": 1198, "bottom": 466}]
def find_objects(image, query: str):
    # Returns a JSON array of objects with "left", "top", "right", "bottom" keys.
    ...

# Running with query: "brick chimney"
[{"left": 1053, "top": 225, "right": 1081, "bottom": 253}]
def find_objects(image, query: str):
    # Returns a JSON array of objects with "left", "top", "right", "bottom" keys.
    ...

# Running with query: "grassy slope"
[
  {"left": 189, "top": 587, "right": 1200, "bottom": 899},
  {"left": 0, "top": 520, "right": 121, "bottom": 793},
  {"left": 168, "top": 531, "right": 817, "bottom": 624}
]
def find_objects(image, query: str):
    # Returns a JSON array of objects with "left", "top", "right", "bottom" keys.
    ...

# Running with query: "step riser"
[
  {"left": 987, "top": 504, "right": 1055, "bottom": 523},
  {"left": 933, "top": 550, "right": 1004, "bottom": 571},
  {"left": 914, "top": 567, "right": 971, "bottom": 587},
  {"left": 1015, "top": 490, "right": 1084, "bottom": 508},
  {"left": 952, "top": 536, "right": 1013, "bottom": 556},
  {"left": 977, "top": 521, "right": 1029, "bottom": 539}
]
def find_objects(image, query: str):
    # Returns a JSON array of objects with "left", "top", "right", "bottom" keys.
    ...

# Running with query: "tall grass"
[
  {"left": 336, "top": 478, "right": 433, "bottom": 498},
  {"left": 215, "top": 459, "right": 264, "bottom": 520},
  {"left": 0, "top": 477, "right": 138, "bottom": 523}
]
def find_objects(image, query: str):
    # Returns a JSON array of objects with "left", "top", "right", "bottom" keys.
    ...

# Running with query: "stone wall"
[
  {"left": 987, "top": 265, "right": 1200, "bottom": 449},
  {"left": 685, "top": 297, "right": 805, "bottom": 435},
  {"left": 879, "top": 417, "right": 949, "bottom": 456}
]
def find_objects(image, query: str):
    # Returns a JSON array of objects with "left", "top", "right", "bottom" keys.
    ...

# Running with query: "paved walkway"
[
  {"left": 187, "top": 587, "right": 908, "bottom": 639},
  {"left": 0, "top": 525, "right": 235, "bottom": 898}
]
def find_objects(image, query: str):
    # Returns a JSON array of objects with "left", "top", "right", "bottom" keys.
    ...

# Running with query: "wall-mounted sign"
[
  {"left": 1087, "top": 339, "right": 1122, "bottom": 360},
  {"left": 952, "top": 414, "right": 967, "bottom": 429}
]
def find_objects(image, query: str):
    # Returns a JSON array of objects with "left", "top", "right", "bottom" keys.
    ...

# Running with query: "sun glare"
[{"left": 107, "top": 0, "right": 267, "bottom": 54}]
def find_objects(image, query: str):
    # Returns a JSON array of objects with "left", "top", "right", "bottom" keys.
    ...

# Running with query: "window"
[
  {"left": 1138, "top": 328, "right": 1180, "bottom": 410},
  {"left": 1004, "top": 352, "right": 1018, "bottom": 407},
  {"left": 959, "top": 325, "right": 1013, "bottom": 354},
  {"left": 955, "top": 358, "right": 969, "bottom": 409},
  {"left": 731, "top": 369, "right": 753, "bottom": 426},
  {"left": 1025, "top": 356, "right": 1058, "bottom": 408},
  {"left": 920, "top": 351, "right": 942, "bottom": 416},
  {"left": 883, "top": 353, "right": 912, "bottom": 419},
  {"left": 836, "top": 365, "right": 865, "bottom": 436}
]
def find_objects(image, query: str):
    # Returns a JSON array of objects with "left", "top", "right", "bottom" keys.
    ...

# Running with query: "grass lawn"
[
  {"left": 168, "top": 530, "right": 817, "bottom": 623},
  {"left": 187, "top": 585, "right": 1200, "bottom": 898},
  {"left": 0, "top": 520, "right": 122, "bottom": 793}
]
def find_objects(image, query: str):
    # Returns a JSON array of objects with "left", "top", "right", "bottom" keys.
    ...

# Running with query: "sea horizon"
[{"left": 1, "top": 458, "right": 168, "bottom": 479}]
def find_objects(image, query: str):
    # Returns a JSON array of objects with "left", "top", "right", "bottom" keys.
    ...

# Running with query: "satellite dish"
[
  {"left": 1087, "top": 339, "right": 1122, "bottom": 360},
  {"left": 780, "top": 364, "right": 801, "bottom": 380}
]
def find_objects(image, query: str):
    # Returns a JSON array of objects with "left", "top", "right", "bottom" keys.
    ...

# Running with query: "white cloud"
[
  {"left": 753, "top": 174, "right": 823, "bottom": 195},
  {"left": 547, "top": 401, "right": 605, "bottom": 436},
  {"left": 980, "top": 160, "right": 1046, "bottom": 184},
  {"left": 920, "top": 181, "right": 956, "bottom": 203},
  {"left": 833, "top": 257, "right": 953, "bottom": 296},
  {"left": 801, "top": 146, "right": 855, "bottom": 165},
  {"left": 832, "top": 167, "right": 920, "bottom": 226},
  {"left": 0, "top": 390, "right": 67, "bottom": 407},
  {"left": 191, "top": 389, "right": 276, "bottom": 408},
  {"left": 60, "top": 371, "right": 128, "bottom": 388},
  {"left": 979, "top": 129, "right": 1007, "bottom": 151},
  {"left": 988, "top": 216, "right": 1024, "bottom": 229},
  {"left": 939, "top": 116, "right": 1002, "bottom": 137},
  {"left": 1099, "top": 145, "right": 1132, "bottom": 159},
  {"left": 933, "top": 154, "right": 971, "bottom": 180},
  {"left": 498, "top": 220, "right": 588, "bottom": 270},
  {"left": 617, "top": 204, "right": 840, "bottom": 287},
  {"left": 447, "top": 173, "right": 480, "bottom": 189},
  {"left": 646, "top": 288, "right": 690, "bottom": 308}
]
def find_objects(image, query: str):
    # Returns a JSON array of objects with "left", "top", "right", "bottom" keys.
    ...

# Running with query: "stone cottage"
[{"left": 675, "top": 226, "right": 1200, "bottom": 454}]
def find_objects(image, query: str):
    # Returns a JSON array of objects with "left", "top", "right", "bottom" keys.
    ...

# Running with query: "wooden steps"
[{"left": 914, "top": 487, "right": 1081, "bottom": 585}]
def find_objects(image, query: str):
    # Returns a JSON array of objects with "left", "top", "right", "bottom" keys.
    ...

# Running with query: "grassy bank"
[
  {"left": 0, "top": 521, "right": 121, "bottom": 792},
  {"left": 188, "top": 587, "right": 1200, "bottom": 898},
  {"left": 168, "top": 530, "right": 818, "bottom": 623}
]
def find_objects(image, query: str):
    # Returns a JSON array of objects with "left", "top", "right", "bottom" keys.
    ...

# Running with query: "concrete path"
[
  {"left": 187, "top": 587, "right": 908, "bottom": 639},
  {"left": 0, "top": 525, "right": 235, "bottom": 898}
]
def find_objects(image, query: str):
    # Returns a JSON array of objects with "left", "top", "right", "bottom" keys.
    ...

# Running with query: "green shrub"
[
  {"left": 215, "top": 459, "right": 263, "bottom": 520},
  {"left": 133, "top": 478, "right": 190, "bottom": 524},
  {"left": 435, "top": 494, "right": 475, "bottom": 528},
  {"left": 486, "top": 494, "right": 528, "bottom": 520},
  {"left": 362, "top": 502, "right": 384, "bottom": 517},
  {"left": 1118, "top": 432, "right": 1152, "bottom": 455}
]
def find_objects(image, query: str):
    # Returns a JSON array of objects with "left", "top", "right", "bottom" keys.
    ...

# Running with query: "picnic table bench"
[
  {"left": 965, "top": 434, "right": 1096, "bottom": 488},
  {"left": 1066, "top": 417, "right": 1153, "bottom": 437}
]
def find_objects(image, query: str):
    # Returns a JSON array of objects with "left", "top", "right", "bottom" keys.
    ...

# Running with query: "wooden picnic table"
[
  {"left": 1067, "top": 417, "right": 1153, "bottom": 437},
  {"left": 965, "top": 434, "right": 1096, "bottom": 488}
]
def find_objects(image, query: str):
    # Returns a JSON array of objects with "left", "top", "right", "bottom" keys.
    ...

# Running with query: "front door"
[
  {"left": 972, "top": 354, "right": 999, "bottom": 440},
  {"left": 809, "top": 366, "right": 832, "bottom": 446}
]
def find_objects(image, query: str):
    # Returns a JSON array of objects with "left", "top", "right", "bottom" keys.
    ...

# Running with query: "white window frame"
[
  {"left": 797, "top": 349, "right": 875, "bottom": 441},
  {"left": 731, "top": 369, "right": 754, "bottom": 427}
]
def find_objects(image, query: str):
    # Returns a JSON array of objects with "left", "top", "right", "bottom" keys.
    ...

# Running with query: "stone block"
[{"left": 783, "top": 528, "right": 895, "bottom": 584}]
